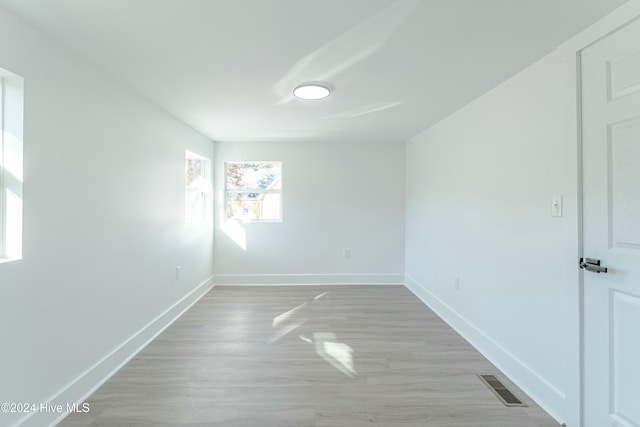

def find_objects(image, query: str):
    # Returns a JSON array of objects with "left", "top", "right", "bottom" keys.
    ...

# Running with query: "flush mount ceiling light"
[{"left": 293, "top": 83, "right": 330, "bottom": 100}]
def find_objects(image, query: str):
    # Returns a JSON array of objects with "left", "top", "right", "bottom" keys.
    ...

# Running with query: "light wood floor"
[{"left": 60, "top": 285, "right": 560, "bottom": 426}]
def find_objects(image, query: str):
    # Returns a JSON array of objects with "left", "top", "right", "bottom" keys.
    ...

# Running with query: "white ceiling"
[{"left": 0, "top": 0, "right": 628, "bottom": 143}]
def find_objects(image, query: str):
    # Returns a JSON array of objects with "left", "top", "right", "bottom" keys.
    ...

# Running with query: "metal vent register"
[{"left": 478, "top": 375, "right": 527, "bottom": 407}]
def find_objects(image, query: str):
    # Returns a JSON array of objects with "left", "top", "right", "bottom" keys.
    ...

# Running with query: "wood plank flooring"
[{"left": 60, "top": 285, "right": 560, "bottom": 426}]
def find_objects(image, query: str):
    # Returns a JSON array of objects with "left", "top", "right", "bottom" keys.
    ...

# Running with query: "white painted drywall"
[
  {"left": 214, "top": 141, "right": 405, "bottom": 284},
  {"left": 0, "top": 7, "right": 214, "bottom": 427},
  {"left": 404, "top": 2, "right": 640, "bottom": 425},
  {"left": 406, "top": 52, "right": 574, "bottom": 420}
]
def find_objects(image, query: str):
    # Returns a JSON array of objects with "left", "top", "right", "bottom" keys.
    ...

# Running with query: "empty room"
[{"left": 1, "top": 1, "right": 639, "bottom": 426}]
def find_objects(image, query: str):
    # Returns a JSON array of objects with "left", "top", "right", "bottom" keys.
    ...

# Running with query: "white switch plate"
[{"left": 551, "top": 196, "right": 563, "bottom": 217}]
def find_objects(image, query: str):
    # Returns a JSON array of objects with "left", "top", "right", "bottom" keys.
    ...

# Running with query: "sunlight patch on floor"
[
  {"left": 272, "top": 302, "right": 308, "bottom": 327},
  {"left": 314, "top": 332, "right": 357, "bottom": 378}
]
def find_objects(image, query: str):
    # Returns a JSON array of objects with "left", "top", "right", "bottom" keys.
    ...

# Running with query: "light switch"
[{"left": 551, "top": 196, "right": 563, "bottom": 217}]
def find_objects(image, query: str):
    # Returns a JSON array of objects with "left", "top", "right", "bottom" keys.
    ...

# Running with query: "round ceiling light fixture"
[{"left": 293, "top": 83, "right": 330, "bottom": 100}]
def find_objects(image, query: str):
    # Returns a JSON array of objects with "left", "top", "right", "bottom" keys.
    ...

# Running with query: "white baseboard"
[
  {"left": 404, "top": 275, "right": 565, "bottom": 424},
  {"left": 13, "top": 276, "right": 214, "bottom": 427},
  {"left": 214, "top": 273, "right": 404, "bottom": 286}
]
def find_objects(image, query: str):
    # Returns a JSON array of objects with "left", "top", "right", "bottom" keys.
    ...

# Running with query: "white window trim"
[
  {"left": 0, "top": 69, "right": 24, "bottom": 263},
  {"left": 185, "top": 150, "right": 212, "bottom": 226},
  {"left": 224, "top": 161, "right": 283, "bottom": 223},
  {"left": 0, "top": 77, "right": 5, "bottom": 260}
]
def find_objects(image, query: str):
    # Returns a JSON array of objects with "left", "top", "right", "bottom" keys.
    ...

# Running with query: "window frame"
[
  {"left": 0, "top": 68, "right": 24, "bottom": 263},
  {"left": 0, "top": 77, "right": 5, "bottom": 259},
  {"left": 185, "top": 150, "right": 212, "bottom": 226},
  {"left": 224, "top": 161, "right": 283, "bottom": 223}
]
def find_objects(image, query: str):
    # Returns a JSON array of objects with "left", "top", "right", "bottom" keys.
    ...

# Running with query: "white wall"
[
  {"left": 214, "top": 141, "right": 405, "bottom": 285},
  {"left": 404, "top": 2, "right": 640, "bottom": 425},
  {"left": 0, "top": 7, "right": 214, "bottom": 427}
]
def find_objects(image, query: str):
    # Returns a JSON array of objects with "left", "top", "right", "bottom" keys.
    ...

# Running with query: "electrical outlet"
[
  {"left": 176, "top": 266, "right": 182, "bottom": 280},
  {"left": 343, "top": 248, "right": 351, "bottom": 259},
  {"left": 454, "top": 276, "right": 460, "bottom": 291}
]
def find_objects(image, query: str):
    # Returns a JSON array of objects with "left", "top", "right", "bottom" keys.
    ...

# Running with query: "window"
[
  {"left": 0, "top": 67, "right": 24, "bottom": 262},
  {"left": 185, "top": 151, "right": 211, "bottom": 225},
  {"left": 225, "top": 161, "right": 282, "bottom": 222}
]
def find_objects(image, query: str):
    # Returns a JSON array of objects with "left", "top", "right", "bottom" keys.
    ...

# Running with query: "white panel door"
[{"left": 581, "top": 17, "right": 640, "bottom": 427}]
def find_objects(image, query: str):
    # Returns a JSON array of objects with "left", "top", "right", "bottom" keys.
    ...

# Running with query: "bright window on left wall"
[
  {"left": 0, "top": 67, "right": 24, "bottom": 263},
  {"left": 185, "top": 150, "right": 212, "bottom": 225}
]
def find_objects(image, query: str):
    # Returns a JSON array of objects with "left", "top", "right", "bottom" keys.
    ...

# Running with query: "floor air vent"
[{"left": 478, "top": 374, "right": 527, "bottom": 407}]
